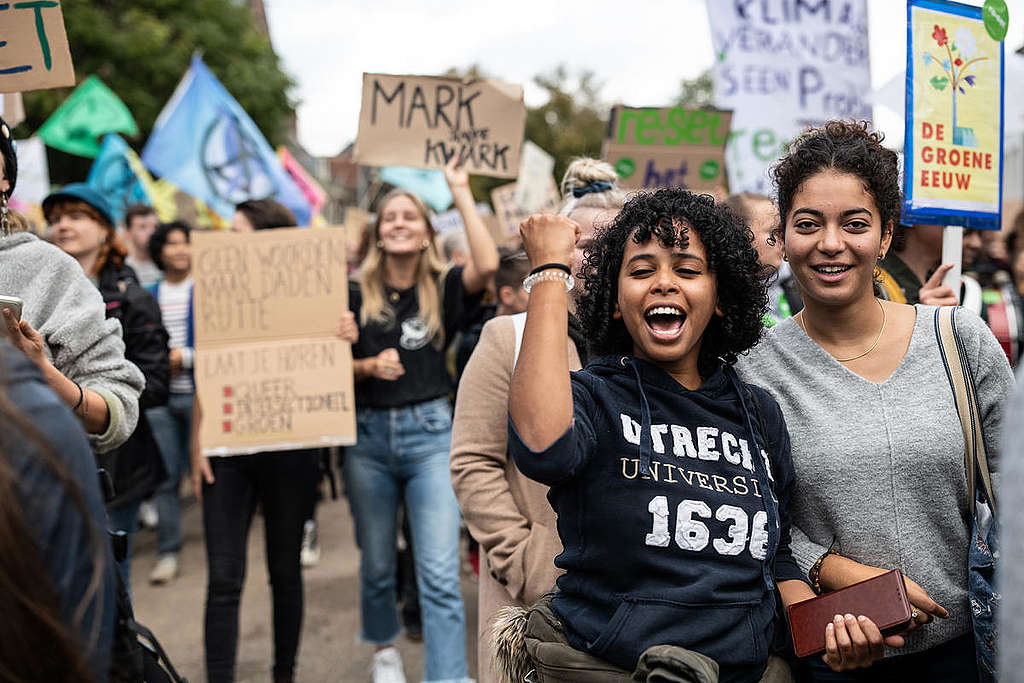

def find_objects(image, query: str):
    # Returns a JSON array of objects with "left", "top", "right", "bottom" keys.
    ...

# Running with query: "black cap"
[{"left": 0, "top": 116, "right": 16, "bottom": 195}]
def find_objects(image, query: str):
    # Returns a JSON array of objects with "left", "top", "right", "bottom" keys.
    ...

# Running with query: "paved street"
[{"left": 129, "top": 491, "right": 479, "bottom": 682}]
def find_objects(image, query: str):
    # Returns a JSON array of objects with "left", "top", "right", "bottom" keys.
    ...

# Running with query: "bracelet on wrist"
[
  {"left": 809, "top": 546, "right": 840, "bottom": 594},
  {"left": 71, "top": 381, "right": 84, "bottom": 412},
  {"left": 522, "top": 269, "right": 574, "bottom": 293},
  {"left": 529, "top": 262, "right": 571, "bottom": 276}
]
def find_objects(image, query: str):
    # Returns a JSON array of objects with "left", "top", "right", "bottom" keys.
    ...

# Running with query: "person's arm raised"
[
  {"left": 445, "top": 158, "right": 499, "bottom": 294},
  {"left": 508, "top": 214, "right": 580, "bottom": 452}
]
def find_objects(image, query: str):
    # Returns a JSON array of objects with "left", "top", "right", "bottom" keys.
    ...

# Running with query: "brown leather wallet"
[{"left": 786, "top": 569, "right": 913, "bottom": 658}]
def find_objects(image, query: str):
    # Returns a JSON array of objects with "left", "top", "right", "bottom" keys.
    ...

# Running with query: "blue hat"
[{"left": 42, "top": 183, "right": 116, "bottom": 227}]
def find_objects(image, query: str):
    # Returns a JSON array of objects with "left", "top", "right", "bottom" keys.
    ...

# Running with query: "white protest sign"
[
  {"left": 431, "top": 202, "right": 493, "bottom": 236},
  {"left": 12, "top": 137, "right": 49, "bottom": 206},
  {"left": 513, "top": 141, "right": 556, "bottom": 213},
  {"left": 708, "top": 0, "right": 872, "bottom": 192}
]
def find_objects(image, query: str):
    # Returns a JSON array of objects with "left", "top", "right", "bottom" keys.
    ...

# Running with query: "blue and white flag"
[
  {"left": 142, "top": 56, "right": 311, "bottom": 225},
  {"left": 87, "top": 134, "right": 151, "bottom": 224}
]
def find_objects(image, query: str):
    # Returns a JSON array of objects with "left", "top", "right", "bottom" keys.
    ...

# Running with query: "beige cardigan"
[{"left": 450, "top": 314, "right": 582, "bottom": 683}]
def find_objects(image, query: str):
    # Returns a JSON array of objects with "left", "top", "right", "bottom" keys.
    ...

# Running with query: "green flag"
[{"left": 37, "top": 76, "right": 138, "bottom": 158}]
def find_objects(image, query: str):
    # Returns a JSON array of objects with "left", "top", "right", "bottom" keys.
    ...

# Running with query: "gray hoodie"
[{"left": 0, "top": 232, "right": 144, "bottom": 453}]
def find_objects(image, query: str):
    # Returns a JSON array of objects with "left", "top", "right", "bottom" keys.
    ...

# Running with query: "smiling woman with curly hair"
[
  {"left": 575, "top": 188, "right": 767, "bottom": 374},
  {"left": 504, "top": 188, "right": 825, "bottom": 682}
]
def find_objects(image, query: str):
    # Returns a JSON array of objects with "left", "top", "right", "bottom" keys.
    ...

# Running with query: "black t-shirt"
[{"left": 350, "top": 265, "right": 481, "bottom": 408}]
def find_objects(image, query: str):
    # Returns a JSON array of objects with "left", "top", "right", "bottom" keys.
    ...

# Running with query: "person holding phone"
[
  {"left": 43, "top": 184, "right": 170, "bottom": 591},
  {"left": 345, "top": 159, "right": 497, "bottom": 683},
  {"left": 0, "top": 116, "right": 144, "bottom": 453}
]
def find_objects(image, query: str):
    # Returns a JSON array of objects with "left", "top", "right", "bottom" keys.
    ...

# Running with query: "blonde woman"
[{"left": 346, "top": 159, "right": 498, "bottom": 683}]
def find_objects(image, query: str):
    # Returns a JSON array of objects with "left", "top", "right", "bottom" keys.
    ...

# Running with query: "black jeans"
[
  {"left": 202, "top": 450, "right": 319, "bottom": 683},
  {"left": 801, "top": 632, "right": 978, "bottom": 682}
]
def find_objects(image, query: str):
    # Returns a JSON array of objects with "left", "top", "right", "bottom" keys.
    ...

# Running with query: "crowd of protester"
[{"left": 2, "top": 111, "right": 1024, "bottom": 683}]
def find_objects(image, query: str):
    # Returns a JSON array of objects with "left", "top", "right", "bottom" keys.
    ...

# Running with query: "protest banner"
[
  {"left": 431, "top": 202, "right": 493, "bottom": 237},
  {"left": 143, "top": 56, "right": 312, "bottom": 225},
  {"left": 903, "top": 0, "right": 1004, "bottom": 230},
  {"left": 514, "top": 141, "right": 556, "bottom": 212},
  {"left": 192, "top": 227, "right": 355, "bottom": 455},
  {"left": 491, "top": 180, "right": 560, "bottom": 244},
  {"left": 354, "top": 73, "right": 526, "bottom": 178},
  {"left": 708, "top": 0, "right": 871, "bottom": 192},
  {"left": 602, "top": 106, "right": 731, "bottom": 192},
  {"left": 0, "top": 1, "right": 74, "bottom": 93}
]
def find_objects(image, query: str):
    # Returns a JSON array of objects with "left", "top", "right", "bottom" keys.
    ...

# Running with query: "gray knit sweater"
[
  {"left": 736, "top": 305, "right": 1013, "bottom": 656},
  {"left": 0, "top": 232, "right": 144, "bottom": 453}
]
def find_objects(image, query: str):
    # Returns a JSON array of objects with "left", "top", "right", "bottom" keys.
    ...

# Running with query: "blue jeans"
[
  {"left": 344, "top": 397, "right": 469, "bottom": 683},
  {"left": 148, "top": 392, "right": 193, "bottom": 555}
]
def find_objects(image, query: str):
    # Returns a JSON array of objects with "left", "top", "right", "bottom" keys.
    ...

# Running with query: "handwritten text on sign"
[
  {"left": 354, "top": 73, "right": 526, "bottom": 179},
  {"left": 602, "top": 106, "right": 731, "bottom": 191},
  {"left": 192, "top": 228, "right": 355, "bottom": 455},
  {"left": 709, "top": 0, "right": 871, "bottom": 192},
  {"left": 0, "top": 1, "right": 75, "bottom": 93}
]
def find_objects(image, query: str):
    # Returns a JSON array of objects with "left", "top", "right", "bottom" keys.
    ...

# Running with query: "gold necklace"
[{"left": 797, "top": 298, "right": 887, "bottom": 363}]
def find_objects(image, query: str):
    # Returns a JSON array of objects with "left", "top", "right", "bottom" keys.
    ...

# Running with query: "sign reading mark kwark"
[
  {"left": 0, "top": 1, "right": 74, "bottom": 93},
  {"left": 602, "top": 106, "right": 732, "bottom": 192},
  {"left": 354, "top": 73, "right": 526, "bottom": 179},
  {"left": 192, "top": 227, "right": 355, "bottom": 456}
]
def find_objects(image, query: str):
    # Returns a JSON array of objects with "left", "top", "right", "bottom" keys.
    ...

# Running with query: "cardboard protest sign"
[
  {"left": 708, "top": 1, "right": 871, "bottom": 192},
  {"left": 514, "top": 141, "right": 556, "bottom": 212},
  {"left": 0, "top": 1, "right": 74, "bottom": 93},
  {"left": 602, "top": 106, "right": 731, "bottom": 192},
  {"left": 903, "top": 0, "right": 1004, "bottom": 229},
  {"left": 354, "top": 73, "right": 526, "bottom": 178},
  {"left": 192, "top": 228, "right": 355, "bottom": 455},
  {"left": 491, "top": 180, "right": 560, "bottom": 244},
  {"left": 431, "top": 202, "right": 493, "bottom": 237}
]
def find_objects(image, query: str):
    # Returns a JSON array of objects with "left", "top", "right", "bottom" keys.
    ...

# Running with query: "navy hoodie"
[{"left": 509, "top": 355, "right": 805, "bottom": 683}]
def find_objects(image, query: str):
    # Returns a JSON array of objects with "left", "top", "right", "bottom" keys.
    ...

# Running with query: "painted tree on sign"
[{"left": 923, "top": 24, "right": 988, "bottom": 147}]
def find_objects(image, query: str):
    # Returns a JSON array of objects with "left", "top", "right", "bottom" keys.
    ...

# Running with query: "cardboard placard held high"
[
  {"left": 0, "top": 1, "right": 75, "bottom": 93},
  {"left": 354, "top": 73, "right": 526, "bottom": 179},
  {"left": 602, "top": 106, "right": 732, "bottom": 192}
]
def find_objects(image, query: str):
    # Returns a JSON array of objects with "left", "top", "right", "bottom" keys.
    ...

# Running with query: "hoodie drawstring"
[
  {"left": 626, "top": 357, "right": 654, "bottom": 477},
  {"left": 726, "top": 365, "right": 780, "bottom": 591}
]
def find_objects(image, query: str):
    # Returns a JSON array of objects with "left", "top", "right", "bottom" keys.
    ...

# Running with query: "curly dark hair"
[
  {"left": 576, "top": 188, "right": 767, "bottom": 376},
  {"left": 772, "top": 120, "right": 901, "bottom": 240},
  {"left": 148, "top": 220, "right": 191, "bottom": 271}
]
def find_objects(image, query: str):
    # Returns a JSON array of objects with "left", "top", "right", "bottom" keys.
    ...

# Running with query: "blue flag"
[
  {"left": 87, "top": 134, "right": 152, "bottom": 224},
  {"left": 379, "top": 166, "right": 452, "bottom": 213},
  {"left": 141, "top": 56, "right": 311, "bottom": 225}
]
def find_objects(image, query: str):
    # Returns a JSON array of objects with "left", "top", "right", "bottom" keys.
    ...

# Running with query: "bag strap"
[{"left": 933, "top": 306, "right": 997, "bottom": 516}]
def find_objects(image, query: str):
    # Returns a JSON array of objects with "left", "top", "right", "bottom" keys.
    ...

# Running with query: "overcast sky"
[{"left": 264, "top": 0, "right": 1024, "bottom": 158}]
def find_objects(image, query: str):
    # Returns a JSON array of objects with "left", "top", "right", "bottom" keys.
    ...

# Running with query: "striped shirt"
[{"left": 158, "top": 277, "right": 194, "bottom": 394}]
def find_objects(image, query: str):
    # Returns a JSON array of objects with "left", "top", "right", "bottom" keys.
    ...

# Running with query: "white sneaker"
[
  {"left": 149, "top": 553, "right": 179, "bottom": 585},
  {"left": 300, "top": 519, "right": 320, "bottom": 568},
  {"left": 138, "top": 500, "right": 158, "bottom": 530},
  {"left": 371, "top": 646, "right": 405, "bottom": 683}
]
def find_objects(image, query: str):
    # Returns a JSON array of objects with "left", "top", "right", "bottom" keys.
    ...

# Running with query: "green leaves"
[{"left": 930, "top": 76, "right": 950, "bottom": 91}]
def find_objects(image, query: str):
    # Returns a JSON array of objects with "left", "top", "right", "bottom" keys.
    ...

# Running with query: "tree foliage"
[
  {"left": 16, "top": 0, "right": 295, "bottom": 184},
  {"left": 674, "top": 69, "right": 715, "bottom": 108}
]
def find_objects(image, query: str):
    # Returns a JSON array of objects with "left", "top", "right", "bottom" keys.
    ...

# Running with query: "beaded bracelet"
[
  {"left": 809, "top": 546, "right": 840, "bottom": 594},
  {"left": 522, "top": 269, "right": 574, "bottom": 293}
]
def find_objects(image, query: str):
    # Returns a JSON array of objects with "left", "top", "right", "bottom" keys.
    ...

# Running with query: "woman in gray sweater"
[
  {"left": 737, "top": 121, "right": 1013, "bottom": 680},
  {"left": 0, "top": 118, "right": 143, "bottom": 453}
]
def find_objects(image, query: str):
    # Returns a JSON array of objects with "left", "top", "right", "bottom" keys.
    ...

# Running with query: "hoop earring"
[{"left": 0, "top": 190, "right": 9, "bottom": 237}]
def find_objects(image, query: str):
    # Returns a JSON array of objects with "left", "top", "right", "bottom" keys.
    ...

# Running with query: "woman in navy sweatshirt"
[{"left": 508, "top": 189, "right": 889, "bottom": 682}]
